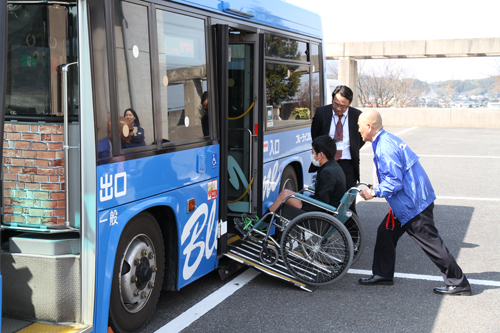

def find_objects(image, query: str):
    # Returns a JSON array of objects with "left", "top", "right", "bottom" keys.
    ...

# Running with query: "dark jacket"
[
  {"left": 309, "top": 105, "right": 365, "bottom": 179},
  {"left": 303, "top": 160, "right": 346, "bottom": 211},
  {"left": 123, "top": 125, "right": 146, "bottom": 148}
]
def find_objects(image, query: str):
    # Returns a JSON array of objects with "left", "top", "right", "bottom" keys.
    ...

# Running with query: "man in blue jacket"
[{"left": 357, "top": 109, "right": 470, "bottom": 296}]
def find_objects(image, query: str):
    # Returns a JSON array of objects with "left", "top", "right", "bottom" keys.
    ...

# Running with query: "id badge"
[{"left": 336, "top": 141, "right": 346, "bottom": 151}]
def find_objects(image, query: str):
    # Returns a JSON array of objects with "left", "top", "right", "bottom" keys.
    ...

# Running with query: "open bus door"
[
  {"left": 1, "top": 2, "right": 90, "bottom": 331},
  {"left": 214, "top": 23, "right": 264, "bottom": 259},
  {"left": 0, "top": 1, "right": 7, "bottom": 326}
]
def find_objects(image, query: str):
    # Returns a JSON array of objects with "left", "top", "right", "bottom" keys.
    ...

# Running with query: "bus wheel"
[
  {"left": 109, "top": 212, "right": 165, "bottom": 333},
  {"left": 280, "top": 165, "right": 298, "bottom": 192}
]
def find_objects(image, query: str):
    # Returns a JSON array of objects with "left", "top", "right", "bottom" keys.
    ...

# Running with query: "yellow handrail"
[
  {"left": 228, "top": 101, "right": 255, "bottom": 120},
  {"left": 228, "top": 178, "right": 254, "bottom": 203}
]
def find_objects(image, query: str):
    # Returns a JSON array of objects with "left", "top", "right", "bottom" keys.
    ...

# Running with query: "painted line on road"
[
  {"left": 348, "top": 269, "right": 500, "bottom": 286},
  {"left": 394, "top": 126, "right": 419, "bottom": 136},
  {"left": 361, "top": 154, "right": 500, "bottom": 158},
  {"left": 155, "top": 269, "right": 260, "bottom": 333},
  {"left": 159, "top": 266, "right": 499, "bottom": 332},
  {"left": 419, "top": 154, "right": 500, "bottom": 159},
  {"left": 436, "top": 196, "right": 500, "bottom": 201},
  {"left": 360, "top": 126, "right": 418, "bottom": 151}
]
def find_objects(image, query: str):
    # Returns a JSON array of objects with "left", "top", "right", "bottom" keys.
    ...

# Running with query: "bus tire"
[
  {"left": 109, "top": 212, "right": 165, "bottom": 333},
  {"left": 280, "top": 165, "right": 298, "bottom": 192}
]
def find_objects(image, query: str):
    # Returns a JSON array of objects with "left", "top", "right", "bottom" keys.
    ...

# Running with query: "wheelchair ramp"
[{"left": 225, "top": 239, "right": 318, "bottom": 292}]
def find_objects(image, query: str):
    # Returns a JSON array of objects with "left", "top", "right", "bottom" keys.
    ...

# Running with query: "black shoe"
[
  {"left": 433, "top": 284, "right": 471, "bottom": 296},
  {"left": 359, "top": 275, "right": 394, "bottom": 285}
]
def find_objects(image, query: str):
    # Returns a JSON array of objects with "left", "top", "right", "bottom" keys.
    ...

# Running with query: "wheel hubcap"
[{"left": 119, "top": 235, "right": 156, "bottom": 313}]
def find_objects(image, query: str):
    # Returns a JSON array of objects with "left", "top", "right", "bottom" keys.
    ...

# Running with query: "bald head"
[
  {"left": 359, "top": 109, "right": 383, "bottom": 131},
  {"left": 358, "top": 109, "right": 384, "bottom": 142}
]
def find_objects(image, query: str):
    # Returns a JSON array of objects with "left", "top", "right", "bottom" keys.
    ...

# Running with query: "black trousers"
[
  {"left": 372, "top": 203, "right": 469, "bottom": 287},
  {"left": 337, "top": 159, "right": 357, "bottom": 214}
]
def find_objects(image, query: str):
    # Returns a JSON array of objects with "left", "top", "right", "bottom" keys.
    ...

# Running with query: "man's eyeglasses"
[{"left": 333, "top": 101, "right": 349, "bottom": 111}]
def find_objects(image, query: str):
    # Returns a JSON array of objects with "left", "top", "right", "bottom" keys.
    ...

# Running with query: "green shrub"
[{"left": 292, "top": 107, "right": 310, "bottom": 119}]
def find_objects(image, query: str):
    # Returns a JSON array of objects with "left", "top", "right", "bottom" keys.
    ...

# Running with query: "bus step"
[
  {"left": 224, "top": 239, "right": 318, "bottom": 292},
  {"left": 1, "top": 317, "right": 88, "bottom": 333}
]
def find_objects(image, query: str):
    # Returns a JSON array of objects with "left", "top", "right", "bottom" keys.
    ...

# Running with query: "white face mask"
[{"left": 311, "top": 153, "right": 320, "bottom": 167}]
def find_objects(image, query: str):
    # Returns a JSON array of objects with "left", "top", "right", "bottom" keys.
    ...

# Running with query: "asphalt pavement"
[{"left": 143, "top": 126, "right": 500, "bottom": 333}]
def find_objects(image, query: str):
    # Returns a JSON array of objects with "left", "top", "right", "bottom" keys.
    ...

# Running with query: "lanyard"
[
  {"left": 332, "top": 113, "right": 347, "bottom": 139},
  {"left": 386, "top": 206, "right": 395, "bottom": 230}
]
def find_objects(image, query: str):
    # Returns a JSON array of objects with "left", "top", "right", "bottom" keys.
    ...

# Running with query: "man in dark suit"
[{"left": 310, "top": 85, "right": 364, "bottom": 214}]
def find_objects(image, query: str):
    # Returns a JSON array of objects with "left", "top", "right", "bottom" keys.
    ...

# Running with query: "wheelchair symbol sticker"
[{"left": 212, "top": 153, "right": 217, "bottom": 169}]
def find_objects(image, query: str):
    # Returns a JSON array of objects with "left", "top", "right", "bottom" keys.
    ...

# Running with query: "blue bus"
[{"left": 0, "top": 0, "right": 325, "bottom": 331}]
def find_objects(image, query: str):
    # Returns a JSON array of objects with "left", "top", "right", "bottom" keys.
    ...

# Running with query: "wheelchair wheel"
[
  {"left": 343, "top": 212, "right": 365, "bottom": 265},
  {"left": 259, "top": 245, "right": 279, "bottom": 266},
  {"left": 280, "top": 212, "right": 353, "bottom": 286}
]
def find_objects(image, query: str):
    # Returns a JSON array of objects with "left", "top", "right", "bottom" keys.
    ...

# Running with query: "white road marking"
[
  {"left": 155, "top": 269, "right": 260, "bottom": 333},
  {"left": 360, "top": 126, "right": 418, "bottom": 151},
  {"left": 436, "top": 196, "right": 500, "bottom": 201},
  {"left": 394, "top": 126, "right": 419, "bottom": 136},
  {"left": 348, "top": 269, "right": 500, "bottom": 287},
  {"left": 419, "top": 154, "right": 500, "bottom": 159},
  {"left": 361, "top": 154, "right": 500, "bottom": 159},
  {"left": 158, "top": 264, "right": 499, "bottom": 332}
]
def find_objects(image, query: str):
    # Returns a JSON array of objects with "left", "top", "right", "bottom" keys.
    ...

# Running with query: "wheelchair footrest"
[{"left": 225, "top": 239, "right": 318, "bottom": 292}]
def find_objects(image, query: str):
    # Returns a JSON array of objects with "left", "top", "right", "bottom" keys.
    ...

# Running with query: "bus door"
[
  {"left": 213, "top": 24, "right": 264, "bottom": 256},
  {"left": 226, "top": 28, "right": 262, "bottom": 221},
  {"left": 0, "top": 1, "right": 7, "bottom": 326},
  {"left": 2, "top": 2, "right": 87, "bottom": 330}
]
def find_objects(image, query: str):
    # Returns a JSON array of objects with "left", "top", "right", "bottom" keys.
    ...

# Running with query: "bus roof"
[{"left": 169, "top": 0, "right": 323, "bottom": 39}]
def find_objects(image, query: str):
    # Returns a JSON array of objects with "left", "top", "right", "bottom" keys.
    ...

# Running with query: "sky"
[{"left": 285, "top": 0, "right": 500, "bottom": 82}]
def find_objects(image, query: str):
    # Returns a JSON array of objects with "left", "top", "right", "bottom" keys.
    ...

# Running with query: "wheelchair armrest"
[
  {"left": 294, "top": 193, "right": 353, "bottom": 224},
  {"left": 294, "top": 193, "right": 336, "bottom": 213}
]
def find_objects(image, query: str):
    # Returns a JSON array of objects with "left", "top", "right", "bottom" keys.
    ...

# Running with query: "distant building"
[{"left": 488, "top": 101, "right": 500, "bottom": 108}]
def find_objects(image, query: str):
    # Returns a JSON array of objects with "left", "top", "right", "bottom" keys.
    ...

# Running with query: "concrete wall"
[{"left": 359, "top": 108, "right": 500, "bottom": 128}]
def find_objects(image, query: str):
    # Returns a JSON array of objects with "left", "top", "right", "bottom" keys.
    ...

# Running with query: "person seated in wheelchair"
[{"left": 235, "top": 135, "right": 346, "bottom": 232}]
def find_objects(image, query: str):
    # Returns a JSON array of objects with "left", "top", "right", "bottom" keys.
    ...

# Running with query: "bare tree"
[
  {"left": 489, "top": 59, "right": 500, "bottom": 94},
  {"left": 357, "top": 60, "right": 427, "bottom": 108},
  {"left": 327, "top": 61, "right": 338, "bottom": 80},
  {"left": 438, "top": 77, "right": 457, "bottom": 108},
  {"left": 391, "top": 66, "right": 429, "bottom": 108},
  {"left": 357, "top": 60, "right": 394, "bottom": 107}
]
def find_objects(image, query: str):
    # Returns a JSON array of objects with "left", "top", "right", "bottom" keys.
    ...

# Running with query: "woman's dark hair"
[
  {"left": 201, "top": 91, "right": 208, "bottom": 104},
  {"left": 124, "top": 108, "right": 141, "bottom": 126},
  {"left": 312, "top": 135, "right": 337, "bottom": 161},
  {"left": 332, "top": 85, "right": 353, "bottom": 103}
]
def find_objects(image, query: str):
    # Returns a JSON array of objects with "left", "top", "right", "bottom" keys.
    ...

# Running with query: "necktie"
[{"left": 334, "top": 115, "right": 343, "bottom": 160}]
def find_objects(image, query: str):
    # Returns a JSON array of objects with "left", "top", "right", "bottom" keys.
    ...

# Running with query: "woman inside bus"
[
  {"left": 123, "top": 108, "right": 146, "bottom": 148},
  {"left": 201, "top": 91, "right": 209, "bottom": 137}
]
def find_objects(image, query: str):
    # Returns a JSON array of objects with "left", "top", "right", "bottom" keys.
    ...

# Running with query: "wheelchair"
[{"left": 235, "top": 182, "right": 371, "bottom": 286}]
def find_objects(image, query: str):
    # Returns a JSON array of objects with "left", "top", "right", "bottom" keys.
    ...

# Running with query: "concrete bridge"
[{"left": 325, "top": 37, "right": 500, "bottom": 107}]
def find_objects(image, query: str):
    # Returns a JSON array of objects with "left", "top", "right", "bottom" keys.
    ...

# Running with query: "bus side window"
[
  {"left": 310, "top": 44, "right": 321, "bottom": 118},
  {"left": 264, "top": 35, "right": 318, "bottom": 129},
  {"left": 156, "top": 10, "right": 208, "bottom": 143},
  {"left": 114, "top": 0, "right": 155, "bottom": 149}
]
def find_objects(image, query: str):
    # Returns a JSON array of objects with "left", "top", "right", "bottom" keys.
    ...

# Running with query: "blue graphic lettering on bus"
[
  {"left": 263, "top": 127, "right": 312, "bottom": 163},
  {"left": 99, "top": 172, "right": 127, "bottom": 202},
  {"left": 96, "top": 146, "right": 219, "bottom": 211},
  {"left": 263, "top": 161, "right": 280, "bottom": 200},
  {"left": 181, "top": 199, "right": 218, "bottom": 280}
]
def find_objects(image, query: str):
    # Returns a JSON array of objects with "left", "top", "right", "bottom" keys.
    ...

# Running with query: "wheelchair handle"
[{"left": 347, "top": 182, "right": 372, "bottom": 194}]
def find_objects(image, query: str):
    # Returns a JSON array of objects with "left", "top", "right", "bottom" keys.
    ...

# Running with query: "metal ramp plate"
[{"left": 225, "top": 239, "right": 318, "bottom": 292}]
